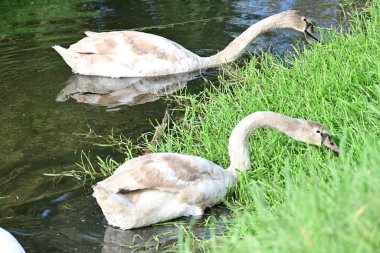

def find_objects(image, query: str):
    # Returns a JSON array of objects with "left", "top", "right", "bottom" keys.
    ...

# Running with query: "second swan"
[{"left": 93, "top": 111, "right": 339, "bottom": 230}]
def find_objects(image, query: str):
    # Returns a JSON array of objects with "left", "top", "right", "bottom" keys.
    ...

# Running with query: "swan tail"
[
  {"left": 92, "top": 184, "right": 107, "bottom": 201},
  {"left": 93, "top": 184, "right": 137, "bottom": 229},
  {"left": 52, "top": 45, "right": 81, "bottom": 71}
]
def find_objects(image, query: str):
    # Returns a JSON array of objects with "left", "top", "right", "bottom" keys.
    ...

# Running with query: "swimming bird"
[
  {"left": 53, "top": 10, "right": 318, "bottom": 78},
  {"left": 0, "top": 228, "right": 25, "bottom": 253},
  {"left": 92, "top": 111, "right": 339, "bottom": 230}
]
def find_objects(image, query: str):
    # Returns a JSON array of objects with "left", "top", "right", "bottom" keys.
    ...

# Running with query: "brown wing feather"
[
  {"left": 97, "top": 154, "right": 210, "bottom": 194},
  {"left": 68, "top": 35, "right": 119, "bottom": 55},
  {"left": 68, "top": 31, "right": 194, "bottom": 64}
]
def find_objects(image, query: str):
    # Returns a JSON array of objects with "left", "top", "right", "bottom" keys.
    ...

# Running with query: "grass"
[
  {"left": 53, "top": 0, "right": 380, "bottom": 251},
  {"left": 155, "top": 1, "right": 380, "bottom": 252}
]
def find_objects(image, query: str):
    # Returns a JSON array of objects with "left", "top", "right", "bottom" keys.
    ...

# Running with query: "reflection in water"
[
  {"left": 101, "top": 206, "right": 229, "bottom": 252},
  {"left": 101, "top": 225, "right": 178, "bottom": 252},
  {"left": 57, "top": 72, "right": 201, "bottom": 109}
]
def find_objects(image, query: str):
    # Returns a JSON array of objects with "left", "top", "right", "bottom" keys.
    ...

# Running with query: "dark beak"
[
  {"left": 305, "top": 24, "right": 319, "bottom": 42},
  {"left": 321, "top": 133, "right": 340, "bottom": 155}
]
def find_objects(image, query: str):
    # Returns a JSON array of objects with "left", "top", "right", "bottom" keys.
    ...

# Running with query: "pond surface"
[{"left": 0, "top": 0, "right": 342, "bottom": 251}]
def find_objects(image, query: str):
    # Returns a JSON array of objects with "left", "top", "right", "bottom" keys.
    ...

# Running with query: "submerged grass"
[{"left": 44, "top": 128, "right": 136, "bottom": 183}]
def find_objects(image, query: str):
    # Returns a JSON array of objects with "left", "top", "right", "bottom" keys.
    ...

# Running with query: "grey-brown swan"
[
  {"left": 92, "top": 111, "right": 339, "bottom": 230},
  {"left": 53, "top": 10, "right": 317, "bottom": 78}
]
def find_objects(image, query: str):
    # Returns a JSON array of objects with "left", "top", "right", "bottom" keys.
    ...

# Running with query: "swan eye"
[
  {"left": 303, "top": 18, "right": 307, "bottom": 22},
  {"left": 316, "top": 130, "right": 321, "bottom": 133}
]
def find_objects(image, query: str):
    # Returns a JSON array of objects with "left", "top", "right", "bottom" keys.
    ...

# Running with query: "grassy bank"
[
  {"left": 62, "top": 1, "right": 380, "bottom": 251},
  {"left": 152, "top": 1, "right": 380, "bottom": 252}
]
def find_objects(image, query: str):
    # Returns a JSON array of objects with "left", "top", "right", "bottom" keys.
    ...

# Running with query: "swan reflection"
[
  {"left": 100, "top": 207, "right": 229, "bottom": 252},
  {"left": 101, "top": 225, "right": 178, "bottom": 253},
  {"left": 56, "top": 72, "right": 200, "bottom": 109}
]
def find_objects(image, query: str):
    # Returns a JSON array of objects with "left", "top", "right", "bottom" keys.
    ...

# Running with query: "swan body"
[
  {"left": 53, "top": 10, "right": 317, "bottom": 78},
  {"left": 93, "top": 112, "right": 339, "bottom": 230},
  {"left": 0, "top": 228, "right": 25, "bottom": 253},
  {"left": 93, "top": 153, "right": 233, "bottom": 229},
  {"left": 53, "top": 31, "right": 202, "bottom": 77}
]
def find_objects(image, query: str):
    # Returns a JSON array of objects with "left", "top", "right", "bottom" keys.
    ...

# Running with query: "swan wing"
[
  {"left": 93, "top": 153, "right": 234, "bottom": 229},
  {"left": 97, "top": 153, "right": 227, "bottom": 194},
  {"left": 66, "top": 31, "right": 201, "bottom": 76}
]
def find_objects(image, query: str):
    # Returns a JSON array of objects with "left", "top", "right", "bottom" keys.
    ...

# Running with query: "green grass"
[
  {"left": 153, "top": 1, "right": 380, "bottom": 252},
  {"left": 57, "top": 0, "right": 380, "bottom": 251}
]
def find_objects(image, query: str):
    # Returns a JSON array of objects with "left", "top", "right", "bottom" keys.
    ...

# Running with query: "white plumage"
[{"left": 0, "top": 228, "right": 25, "bottom": 253}]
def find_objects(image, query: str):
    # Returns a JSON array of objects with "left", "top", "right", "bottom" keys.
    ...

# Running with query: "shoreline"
[
  {"left": 59, "top": 0, "right": 380, "bottom": 251},
  {"left": 156, "top": 1, "right": 380, "bottom": 251}
]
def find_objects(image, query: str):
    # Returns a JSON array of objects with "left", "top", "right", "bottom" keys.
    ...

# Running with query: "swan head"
[
  {"left": 280, "top": 10, "right": 319, "bottom": 42},
  {"left": 288, "top": 120, "right": 340, "bottom": 154}
]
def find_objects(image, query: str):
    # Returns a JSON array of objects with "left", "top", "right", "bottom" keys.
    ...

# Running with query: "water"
[{"left": 0, "top": 0, "right": 343, "bottom": 251}]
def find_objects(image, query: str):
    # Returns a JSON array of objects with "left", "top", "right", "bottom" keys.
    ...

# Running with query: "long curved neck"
[
  {"left": 202, "top": 12, "right": 290, "bottom": 68},
  {"left": 226, "top": 111, "right": 302, "bottom": 176}
]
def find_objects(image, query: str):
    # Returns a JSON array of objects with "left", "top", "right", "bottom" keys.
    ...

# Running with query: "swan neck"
[
  {"left": 203, "top": 12, "right": 287, "bottom": 67},
  {"left": 227, "top": 111, "right": 301, "bottom": 175}
]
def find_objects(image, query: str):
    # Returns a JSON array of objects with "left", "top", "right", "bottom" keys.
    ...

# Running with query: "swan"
[
  {"left": 0, "top": 228, "right": 25, "bottom": 253},
  {"left": 53, "top": 10, "right": 318, "bottom": 78},
  {"left": 92, "top": 111, "right": 339, "bottom": 230}
]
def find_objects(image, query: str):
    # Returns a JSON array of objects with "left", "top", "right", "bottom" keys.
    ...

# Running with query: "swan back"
[{"left": 54, "top": 31, "right": 202, "bottom": 77}]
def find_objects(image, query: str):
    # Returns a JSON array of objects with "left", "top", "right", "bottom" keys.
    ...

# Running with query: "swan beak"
[
  {"left": 305, "top": 24, "right": 319, "bottom": 42},
  {"left": 321, "top": 133, "right": 340, "bottom": 155}
]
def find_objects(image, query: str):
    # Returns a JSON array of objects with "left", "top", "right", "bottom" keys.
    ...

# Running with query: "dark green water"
[{"left": 0, "top": 0, "right": 343, "bottom": 251}]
